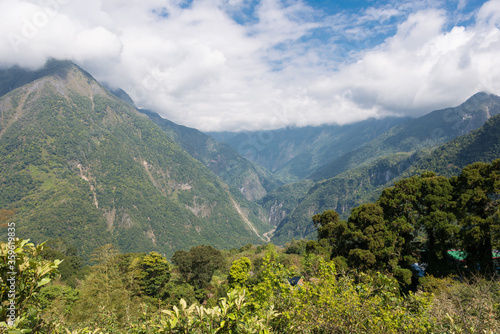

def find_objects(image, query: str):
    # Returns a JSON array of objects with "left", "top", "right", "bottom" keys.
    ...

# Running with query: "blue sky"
[{"left": 1, "top": 0, "right": 499, "bottom": 131}]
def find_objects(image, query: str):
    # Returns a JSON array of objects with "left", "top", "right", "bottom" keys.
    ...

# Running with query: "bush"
[
  {"left": 425, "top": 275, "right": 500, "bottom": 333},
  {"left": 0, "top": 239, "right": 61, "bottom": 332}
]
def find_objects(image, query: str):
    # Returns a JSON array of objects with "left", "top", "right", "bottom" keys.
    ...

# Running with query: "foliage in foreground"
[
  {"left": 0, "top": 238, "right": 61, "bottom": 332},
  {"left": 128, "top": 290, "right": 277, "bottom": 334},
  {"left": 1, "top": 157, "right": 500, "bottom": 333},
  {"left": 3, "top": 239, "right": 500, "bottom": 333}
]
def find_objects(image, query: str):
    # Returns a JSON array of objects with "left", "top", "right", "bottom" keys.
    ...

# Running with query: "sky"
[{"left": 0, "top": 0, "right": 499, "bottom": 131}]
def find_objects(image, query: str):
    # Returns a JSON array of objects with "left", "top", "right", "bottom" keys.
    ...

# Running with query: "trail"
[
  {"left": 262, "top": 227, "right": 276, "bottom": 243},
  {"left": 230, "top": 197, "right": 267, "bottom": 242}
]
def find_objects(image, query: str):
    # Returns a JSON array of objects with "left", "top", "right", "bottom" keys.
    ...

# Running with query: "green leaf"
[{"left": 36, "top": 277, "right": 51, "bottom": 288}]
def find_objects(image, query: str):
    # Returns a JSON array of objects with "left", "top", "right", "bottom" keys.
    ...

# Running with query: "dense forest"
[{"left": 1, "top": 159, "right": 499, "bottom": 333}]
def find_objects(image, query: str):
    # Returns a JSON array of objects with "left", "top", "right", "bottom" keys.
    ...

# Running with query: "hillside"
[
  {"left": 408, "top": 113, "right": 500, "bottom": 177},
  {"left": 138, "top": 109, "right": 282, "bottom": 201},
  {"left": 209, "top": 117, "right": 408, "bottom": 182},
  {"left": 311, "top": 92, "right": 500, "bottom": 180},
  {"left": 270, "top": 99, "right": 500, "bottom": 244},
  {"left": 0, "top": 61, "right": 271, "bottom": 258},
  {"left": 270, "top": 152, "right": 423, "bottom": 243}
]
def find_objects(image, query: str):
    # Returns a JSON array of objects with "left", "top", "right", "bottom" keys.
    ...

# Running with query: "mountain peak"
[
  {"left": 461, "top": 91, "right": 500, "bottom": 111},
  {"left": 0, "top": 59, "right": 93, "bottom": 98}
]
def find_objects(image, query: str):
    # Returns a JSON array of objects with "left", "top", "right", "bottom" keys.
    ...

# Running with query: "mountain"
[
  {"left": 311, "top": 92, "right": 500, "bottom": 180},
  {"left": 407, "top": 113, "right": 500, "bottom": 177},
  {"left": 137, "top": 109, "right": 282, "bottom": 201},
  {"left": 3, "top": 60, "right": 498, "bottom": 255},
  {"left": 0, "top": 59, "right": 76, "bottom": 97},
  {"left": 269, "top": 152, "right": 422, "bottom": 243},
  {"left": 0, "top": 61, "right": 272, "bottom": 258},
  {"left": 270, "top": 106, "right": 500, "bottom": 244},
  {"left": 208, "top": 117, "right": 409, "bottom": 182}
]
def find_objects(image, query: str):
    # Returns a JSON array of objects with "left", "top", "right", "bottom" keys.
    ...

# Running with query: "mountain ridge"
[
  {"left": 0, "top": 61, "right": 271, "bottom": 258},
  {"left": 310, "top": 92, "right": 500, "bottom": 180},
  {"left": 208, "top": 117, "right": 410, "bottom": 182}
]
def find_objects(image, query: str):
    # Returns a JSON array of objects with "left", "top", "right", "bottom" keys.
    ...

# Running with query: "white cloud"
[
  {"left": 0, "top": 0, "right": 499, "bottom": 131},
  {"left": 73, "top": 27, "right": 122, "bottom": 62}
]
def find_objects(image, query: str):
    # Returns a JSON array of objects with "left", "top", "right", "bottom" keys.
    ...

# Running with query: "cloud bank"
[{"left": 0, "top": 0, "right": 499, "bottom": 131}]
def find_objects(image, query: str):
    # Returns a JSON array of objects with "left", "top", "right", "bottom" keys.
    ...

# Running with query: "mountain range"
[
  {"left": 259, "top": 93, "right": 500, "bottom": 243},
  {"left": 208, "top": 117, "right": 409, "bottom": 183},
  {"left": 1, "top": 59, "right": 500, "bottom": 257}
]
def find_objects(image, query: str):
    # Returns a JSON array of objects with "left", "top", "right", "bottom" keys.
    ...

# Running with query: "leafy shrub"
[{"left": 0, "top": 239, "right": 61, "bottom": 332}]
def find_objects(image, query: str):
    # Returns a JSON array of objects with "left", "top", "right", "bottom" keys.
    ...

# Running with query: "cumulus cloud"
[{"left": 0, "top": 0, "right": 499, "bottom": 131}]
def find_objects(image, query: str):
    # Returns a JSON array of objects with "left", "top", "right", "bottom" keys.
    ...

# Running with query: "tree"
[
  {"left": 171, "top": 250, "right": 191, "bottom": 283},
  {"left": 415, "top": 173, "right": 458, "bottom": 276},
  {"left": 454, "top": 160, "right": 500, "bottom": 275},
  {"left": 133, "top": 251, "right": 171, "bottom": 298},
  {"left": 172, "top": 245, "right": 224, "bottom": 292},
  {"left": 348, "top": 203, "right": 415, "bottom": 284},
  {"left": 377, "top": 172, "right": 461, "bottom": 278},
  {"left": 228, "top": 257, "right": 251, "bottom": 287},
  {"left": 379, "top": 172, "right": 460, "bottom": 276},
  {"left": 71, "top": 244, "right": 132, "bottom": 328},
  {"left": 347, "top": 203, "right": 392, "bottom": 269},
  {"left": 312, "top": 210, "right": 348, "bottom": 259},
  {"left": 314, "top": 203, "right": 416, "bottom": 283}
]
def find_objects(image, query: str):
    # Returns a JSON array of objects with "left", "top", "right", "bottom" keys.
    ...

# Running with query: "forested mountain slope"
[
  {"left": 408, "top": 113, "right": 500, "bottom": 177},
  {"left": 0, "top": 61, "right": 271, "bottom": 258},
  {"left": 139, "top": 109, "right": 282, "bottom": 201},
  {"left": 209, "top": 117, "right": 408, "bottom": 182},
  {"left": 311, "top": 92, "right": 500, "bottom": 180}
]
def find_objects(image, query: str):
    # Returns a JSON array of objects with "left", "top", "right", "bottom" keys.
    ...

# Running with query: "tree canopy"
[
  {"left": 315, "top": 159, "right": 500, "bottom": 278},
  {"left": 172, "top": 245, "right": 224, "bottom": 292}
]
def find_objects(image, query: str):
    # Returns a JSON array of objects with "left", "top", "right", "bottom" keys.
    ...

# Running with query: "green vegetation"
[
  {"left": 314, "top": 159, "right": 500, "bottom": 279},
  {"left": 270, "top": 152, "right": 423, "bottom": 243},
  {"left": 314, "top": 203, "right": 415, "bottom": 284},
  {"left": 228, "top": 257, "right": 251, "bottom": 287},
  {"left": 2, "top": 61, "right": 500, "bottom": 333},
  {"left": 172, "top": 245, "right": 224, "bottom": 293},
  {"left": 210, "top": 118, "right": 408, "bottom": 182},
  {"left": 133, "top": 251, "right": 171, "bottom": 298},
  {"left": 270, "top": 109, "right": 500, "bottom": 245},
  {"left": 0, "top": 239, "right": 61, "bottom": 331},
  {"left": 407, "top": 113, "right": 500, "bottom": 177},
  {"left": 2, "top": 225, "right": 500, "bottom": 333},
  {"left": 138, "top": 109, "right": 282, "bottom": 202},
  {"left": 1, "top": 161, "right": 498, "bottom": 333},
  {"left": 0, "top": 61, "right": 272, "bottom": 259}
]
